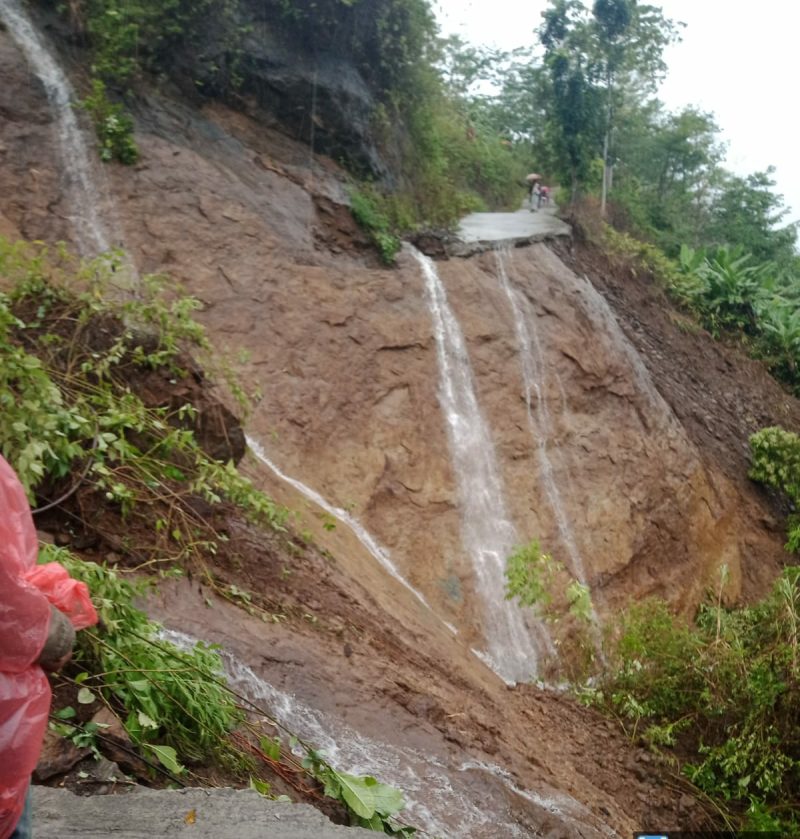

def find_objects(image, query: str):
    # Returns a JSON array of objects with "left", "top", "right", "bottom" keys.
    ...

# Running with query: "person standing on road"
[
  {"left": 539, "top": 185, "right": 550, "bottom": 206},
  {"left": 525, "top": 173, "right": 542, "bottom": 211}
]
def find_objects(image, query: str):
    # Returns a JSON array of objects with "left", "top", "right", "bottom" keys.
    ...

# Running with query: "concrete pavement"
[
  {"left": 455, "top": 203, "right": 571, "bottom": 249},
  {"left": 32, "top": 787, "right": 373, "bottom": 838}
]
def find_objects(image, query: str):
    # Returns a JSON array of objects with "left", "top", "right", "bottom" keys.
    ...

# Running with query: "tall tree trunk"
[
  {"left": 600, "top": 126, "right": 610, "bottom": 217},
  {"left": 600, "top": 78, "right": 612, "bottom": 218}
]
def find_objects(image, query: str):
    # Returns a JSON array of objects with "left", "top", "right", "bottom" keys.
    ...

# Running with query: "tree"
[
  {"left": 538, "top": 1, "right": 603, "bottom": 200},
  {"left": 612, "top": 103, "right": 724, "bottom": 252},
  {"left": 537, "top": 0, "right": 680, "bottom": 207},
  {"left": 708, "top": 168, "right": 799, "bottom": 270}
]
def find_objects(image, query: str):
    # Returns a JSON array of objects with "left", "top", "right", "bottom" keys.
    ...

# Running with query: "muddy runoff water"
[{"left": 160, "top": 623, "right": 615, "bottom": 839}]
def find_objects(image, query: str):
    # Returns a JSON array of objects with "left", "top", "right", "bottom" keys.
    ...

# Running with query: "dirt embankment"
[{"left": 4, "top": 19, "right": 800, "bottom": 834}]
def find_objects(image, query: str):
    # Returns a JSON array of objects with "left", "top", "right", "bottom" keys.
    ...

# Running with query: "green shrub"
[
  {"left": 505, "top": 540, "right": 595, "bottom": 679},
  {"left": 596, "top": 568, "right": 800, "bottom": 832},
  {"left": 78, "top": 79, "right": 139, "bottom": 164},
  {"left": 46, "top": 545, "right": 241, "bottom": 764},
  {"left": 0, "top": 238, "right": 287, "bottom": 546},
  {"left": 349, "top": 188, "right": 401, "bottom": 264},
  {"left": 750, "top": 426, "right": 800, "bottom": 550},
  {"left": 47, "top": 546, "right": 416, "bottom": 834}
]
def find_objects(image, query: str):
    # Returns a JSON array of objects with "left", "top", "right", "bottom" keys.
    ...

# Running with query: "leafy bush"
[
  {"left": 602, "top": 225, "right": 684, "bottom": 291},
  {"left": 74, "top": 0, "right": 237, "bottom": 86},
  {"left": 0, "top": 238, "right": 286, "bottom": 557},
  {"left": 505, "top": 540, "right": 595, "bottom": 679},
  {"left": 48, "top": 547, "right": 415, "bottom": 833},
  {"left": 596, "top": 568, "right": 800, "bottom": 832},
  {"left": 750, "top": 426, "right": 800, "bottom": 551},
  {"left": 349, "top": 188, "right": 401, "bottom": 264},
  {"left": 47, "top": 545, "right": 241, "bottom": 765},
  {"left": 676, "top": 245, "right": 770, "bottom": 336},
  {"left": 603, "top": 225, "right": 800, "bottom": 393},
  {"left": 78, "top": 79, "right": 139, "bottom": 164}
]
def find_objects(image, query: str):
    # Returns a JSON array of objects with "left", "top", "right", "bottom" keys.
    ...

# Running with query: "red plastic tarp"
[{"left": 0, "top": 455, "right": 98, "bottom": 839}]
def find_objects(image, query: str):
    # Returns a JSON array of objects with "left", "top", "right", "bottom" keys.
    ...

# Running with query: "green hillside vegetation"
[
  {"left": 20, "top": 0, "right": 800, "bottom": 831},
  {"left": 47, "top": 0, "right": 530, "bottom": 228}
]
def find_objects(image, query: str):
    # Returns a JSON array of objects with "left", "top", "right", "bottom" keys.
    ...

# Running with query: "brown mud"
[{"left": 3, "top": 19, "right": 800, "bottom": 835}]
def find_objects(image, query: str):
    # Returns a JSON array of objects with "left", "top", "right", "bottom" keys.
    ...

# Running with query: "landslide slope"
[{"left": 3, "top": 16, "right": 800, "bottom": 836}]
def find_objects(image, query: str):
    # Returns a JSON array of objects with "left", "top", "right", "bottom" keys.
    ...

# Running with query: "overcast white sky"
[{"left": 434, "top": 0, "right": 800, "bottom": 223}]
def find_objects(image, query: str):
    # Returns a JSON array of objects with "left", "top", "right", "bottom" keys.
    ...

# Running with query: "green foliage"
[
  {"left": 47, "top": 547, "right": 415, "bottom": 831},
  {"left": 505, "top": 540, "right": 561, "bottom": 612},
  {"left": 302, "top": 749, "right": 414, "bottom": 835},
  {"left": 505, "top": 539, "right": 597, "bottom": 678},
  {"left": 596, "top": 568, "right": 800, "bottom": 832},
  {"left": 601, "top": 225, "right": 684, "bottom": 290},
  {"left": 0, "top": 238, "right": 287, "bottom": 553},
  {"left": 707, "top": 168, "right": 798, "bottom": 270},
  {"left": 749, "top": 426, "right": 800, "bottom": 551},
  {"left": 505, "top": 539, "right": 593, "bottom": 624},
  {"left": 45, "top": 544, "right": 241, "bottom": 764},
  {"left": 536, "top": 0, "right": 680, "bottom": 202},
  {"left": 349, "top": 189, "right": 401, "bottom": 264},
  {"left": 602, "top": 225, "right": 800, "bottom": 394},
  {"left": 676, "top": 245, "right": 769, "bottom": 336},
  {"left": 73, "top": 0, "right": 239, "bottom": 87},
  {"left": 78, "top": 79, "right": 139, "bottom": 164}
]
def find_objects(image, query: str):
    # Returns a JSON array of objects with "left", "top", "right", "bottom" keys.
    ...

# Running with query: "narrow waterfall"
[
  {"left": 246, "top": 434, "right": 457, "bottom": 635},
  {"left": 161, "top": 629, "right": 611, "bottom": 839},
  {"left": 0, "top": 0, "right": 112, "bottom": 255},
  {"left": 495, "top": 248, "right": 587, "bottom": 584},
  {"left": 411, "top": 247, "right": 551, "bottom": 683}
]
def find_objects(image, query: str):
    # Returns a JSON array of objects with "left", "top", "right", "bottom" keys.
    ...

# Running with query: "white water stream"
[
  {"left": 411, "top": 247, "right": 552, "bottom": 683},
  {"left": 161, "top": 629, "right": 615, "bottom": 839},
  {"left": 0, "top": 0, "right": 112, "bottom": 255},
  {"left": 495, "top": 248, "right": 588, "bottom": 584},
  {"left": 246, "top": 434, "right": 457, "bottom": 635}
]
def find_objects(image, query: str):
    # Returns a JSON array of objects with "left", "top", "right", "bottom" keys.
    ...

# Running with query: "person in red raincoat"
[{"left": 0, "top": 455, "right": 98, "bottom": 839}]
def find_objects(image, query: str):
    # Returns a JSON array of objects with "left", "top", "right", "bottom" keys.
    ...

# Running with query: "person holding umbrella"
[{"left": 526, "top": 173, "right": 542, "bottom": 211}]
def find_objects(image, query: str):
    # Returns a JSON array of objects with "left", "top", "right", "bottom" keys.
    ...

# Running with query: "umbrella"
[{"left": 526, "top": 173, "right": 542, "bottom": 183}]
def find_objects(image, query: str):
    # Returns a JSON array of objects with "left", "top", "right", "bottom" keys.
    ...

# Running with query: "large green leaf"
[
  {"left": 369, "top": 781, "right": 406, "bottom": 817},
  {"left": 338, "top": 773, "right": 377, "bottom": 819},
  {"left": 144, "top": 744, "right": 185, "bottom": 775}
]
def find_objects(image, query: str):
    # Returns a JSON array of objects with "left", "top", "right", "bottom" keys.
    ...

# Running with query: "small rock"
[
  {"left": 54, "top": 532, "right": 72, "bottom": 547},
  {"left": 64, "top": 755, "right": 129, "bottom": 794},
  {"left": 91, "top": 707, "right": 149, "bottom": 777},
  {"left": 34, "top": 728, "right": 90, "bottom": 781}
]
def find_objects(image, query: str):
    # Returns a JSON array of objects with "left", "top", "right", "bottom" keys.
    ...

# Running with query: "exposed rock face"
[
  {"left": 0, "top": 20, "right": 788, "bottom": 652},
  {"left": 5, "top": 20, "right": 799, "bottom": 832},
  {"left": 226, "top": 23, "right": 390, "bottom": 181}
]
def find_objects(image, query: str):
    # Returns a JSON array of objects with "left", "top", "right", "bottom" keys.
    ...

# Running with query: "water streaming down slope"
[
  {"left": 0, "top": 0, "right": 112, "bottom": 255},
  {"left": 495, "top": 248, "right": 588, "bottom": 585},
  {"left": 161, "top": 629, "right": 614, "bottom": 839},
  {"left": 246, "top": 434, "right": 457, "bottom": 635},
  {"left": 411, "top": 247, "right": 552, "bottom": 683}
]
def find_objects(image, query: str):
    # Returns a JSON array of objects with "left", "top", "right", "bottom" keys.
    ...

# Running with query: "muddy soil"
[
  {"left": 4, "top": 16, "right": 800, "bottom": 834},
  {"left": 551, "top": 233, "right": 800, "bottom": 600}
]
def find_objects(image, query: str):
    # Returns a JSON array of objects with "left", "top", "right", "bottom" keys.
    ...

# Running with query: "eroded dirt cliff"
[{"left": 3, "top": 16, "right": 800, "bottom": 835}]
